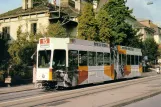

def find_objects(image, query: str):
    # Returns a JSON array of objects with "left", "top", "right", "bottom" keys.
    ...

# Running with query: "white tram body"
[{"left": 35, "top": 38, "right": 142, "bottom": 89}]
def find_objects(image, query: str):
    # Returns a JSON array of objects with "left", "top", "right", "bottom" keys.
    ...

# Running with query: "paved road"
[
  {"left": 124, "top": 94, "right": 161, "bottom": 107},
  {"left": 0, "top": 71, "right": 158, "bottom": 107},
  {"left": 0, "top": 75, "right": 160, "bottom": 107}
]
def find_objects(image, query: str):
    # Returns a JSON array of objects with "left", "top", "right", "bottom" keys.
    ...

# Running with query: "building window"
[
  {"left": 69, "top": 0, "right": 75, "bottom": 8},
  {"left": 2, "top": 27, "right": 10, "bottom": 40},
  {"left": 31, "top": 23, "right": 37, "bottom": 35}
]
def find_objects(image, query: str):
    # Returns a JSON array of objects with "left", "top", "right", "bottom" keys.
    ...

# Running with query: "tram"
[{"left": 35, "top": 37, "right": 142, "bottom": 89}]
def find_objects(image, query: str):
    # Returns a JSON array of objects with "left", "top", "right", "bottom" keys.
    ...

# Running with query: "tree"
[
  {"left": 8, "top": 26, "right": 37, "bottom": 66},
  {"left": 77, "top": 2, "right": 98, "bottom": 41},
  {"left": 46, "top": 22, "right": 67, "bottom": 37},
  {"left": 8, "top": 22, "right": 67, "bottom": 66},
  {"left": 142, "top": 38, "right": 158, "bottom": 63},
  {"left": 0, "top": 39, "right": 10, "bottom": 73},
  {"left": 97, "top": 0, "right": 141, "bottom": 47}
]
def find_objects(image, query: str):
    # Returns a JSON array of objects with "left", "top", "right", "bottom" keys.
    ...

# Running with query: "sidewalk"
[{"left": 0, "top": 84, "right": 35, "bottom": 94}]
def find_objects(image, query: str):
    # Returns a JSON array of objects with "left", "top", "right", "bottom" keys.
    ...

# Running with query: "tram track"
[
  {"left": 0, "top": 89, "right": 56, "bottom": 102},
  {"left": 0, "top": 75, "right": 160, "bottom": 107}
]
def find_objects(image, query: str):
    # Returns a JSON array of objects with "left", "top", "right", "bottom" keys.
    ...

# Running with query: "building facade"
[
  {"left": 125, "top": 16, "right": 155, "bottom": 41},
  {"left": 139, "top": 20, "right": 161, "bottom": 44},
  {"left": 0, "top": 0, "right": 80, "bottom": 42}
]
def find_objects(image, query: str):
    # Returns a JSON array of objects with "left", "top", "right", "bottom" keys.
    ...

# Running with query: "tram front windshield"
[
  {"left": 52, "top": 50, "right": 66, "bottom": 68},
  {"left": 38, "top": 50, "right": 51, "bottom": 68}
]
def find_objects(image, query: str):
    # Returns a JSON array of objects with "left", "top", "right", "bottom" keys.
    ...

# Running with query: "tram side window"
[
  {"left": 104, "top": 53, "right": 110, "bottom": 65},
  {"left": 88, "top": 52, "right": 96, "bottom": 66},
  {"left": 79, "top": 51, "right": 87, "bottom": 66},
  {"left": 111, "top": 52, "right": 114, "bottom": 64},
  {"left": 119, "top": 54, "right": 122, "bottom": 64},
  {"left": 122, "top": 54, "right": 126, "bottom": 65},
  {"left": 139, "top": 56, "right": 142, "bottom": 65},
  {"left": 131, "top": 55, "right": 135, "bottom": 65},
  {"left": 127, "top": 55, "right": 131, "bottom": 65},
  {"left": 135, "top": 56, "right": 139, "bottom": 65},
  {"left": 69, "top": 50, "right": 78, "bottom": 67},
  {"left": 97, "top": 52, "right": 103, "bottom": 66}
]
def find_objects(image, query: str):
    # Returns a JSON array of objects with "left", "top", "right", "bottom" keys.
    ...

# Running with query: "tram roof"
[{"left": 39, "top": 37, "right": 110, "bottom": 48}]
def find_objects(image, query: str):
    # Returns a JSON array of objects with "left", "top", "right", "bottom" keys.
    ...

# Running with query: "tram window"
[
  {"left": 139, "top": 56, "right": 142, "bottom": 64},
  {"left": 127, "top": 55, "right": 131, "bottom": 65},
  {"left": 97, "top": 52, "right": 103, "bottom": 66},
  {"left": 119, "top": 54, "right": 122, "bottom": 64},
  {"left": 135, "top": 56, "right": 139, "bottom": 65},
  {"left": 104, "top": 53, "right": 110, "bottom": 65},
  {"left": 79, "top": 51, "right": 87, "bottom": 66},
  {"left": 131, "top": 55, "right": 135, "bottom": 65},
  {"left": 88, "top": 52, "right": 96, "bottom": 66},
  {"left": 111, "top": 52, "right": 114, "bottom": 64},
  {"left": 53, "top": 50, "right": 66, "bottom": 67},
  {"left": 38, "top": 50, "right": 51, "bottom": 68},
  {"left": 69, "top": 50, "right": 78, "bottom": 67},
  {"left": 122, "top": 54, "right": 126, "bottom": 65}
]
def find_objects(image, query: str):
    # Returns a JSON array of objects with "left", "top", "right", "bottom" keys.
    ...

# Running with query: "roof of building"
[
  {"left": 0, "top": 3, "right": 79, "bottom": 19},
  {"left": 139, "top": 20, "right": 161, "bottom": 34},
  {"left": 138, "top": 21, "right": 155, "bottom": 33}
]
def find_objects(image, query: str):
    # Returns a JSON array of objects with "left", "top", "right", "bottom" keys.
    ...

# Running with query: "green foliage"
[
  {"left": 46, "top": 22, "right": 67, "bottom": 37},
  {"left": 8, "top": 26, "right": 37, "bottom": 66},
  {"left": 78, "top": 2, "right": 98, "bottom": 41},
  {"left": 0, "top": 38, "right": 10, "bottom": 74},
  {"left": 5, "top": 22, "right": 68, "bottom": 84},
  {"left": 8, "top": 22, "right": 66, "bottom": 67},
  {"left": 97, "top": 0, "right": 141, "bottom": 47},
  {"left": 121, "top": 27, "right": 143, "bottom": 48},
  {"left": 142, "top": 38, "right": 158, "bottom": 62}
]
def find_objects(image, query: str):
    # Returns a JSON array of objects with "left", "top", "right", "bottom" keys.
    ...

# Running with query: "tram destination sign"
[
  {"left": 121, "top": 46, "right": 134, "bottom": 51},
  {"left": 94, "top": 42, "right": 109, "bottom": 47},
  {"left": 39, "top": 38, "right": 50, "bottom": 48}
]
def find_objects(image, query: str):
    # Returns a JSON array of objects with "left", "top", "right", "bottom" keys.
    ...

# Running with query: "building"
[
  {"left": 0, "top": 0, "right": 110, "bottom": 42},
  {"left": 0, "top": 0, "right": 80, "bottom": 42},
  {"left": 2, "top": 0, "right": 155, "bottom": 44},
  {"left": 125, "top": 16, "right": 155, "bottom": 41},
  {"left": 139, "top": 20, "right": 161, "bottom": 44}
]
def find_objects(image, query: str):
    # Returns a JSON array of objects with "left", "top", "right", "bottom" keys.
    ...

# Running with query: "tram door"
[
  {"left": 111, "top": 47, "right": 118, "bottom": 79},
  {"left": 112, "top": 46, "right": 124, "bottom": 79}
]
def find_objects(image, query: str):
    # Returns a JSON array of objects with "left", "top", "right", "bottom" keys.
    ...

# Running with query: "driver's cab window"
[
  {"left": 38, "top": 50, "right": 51, "bottom": 68},
  {"left": 53, "top": 50, "right": 66, "bottom": 67}
]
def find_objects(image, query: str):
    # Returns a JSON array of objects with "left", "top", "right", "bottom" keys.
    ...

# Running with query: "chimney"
[
  {"left": 22, "top": 0, "right": 28, "bottom": 9},
  {"left": 22, "top": 0, "right": 33, "bottom": 10},
  {"left": 28, "top": 0, "right": 33, "bottom": 9}
]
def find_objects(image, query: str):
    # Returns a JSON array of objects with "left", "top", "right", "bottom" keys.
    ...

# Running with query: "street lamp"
[{"left": 147, "top": 1, "right": 153, "bottom": 5}]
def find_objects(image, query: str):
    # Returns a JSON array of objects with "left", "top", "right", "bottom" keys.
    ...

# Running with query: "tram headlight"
[
  {"left": 60, "top": 72, "right": 65, "bottom": 77},
  {"left": 42, "top": 74, "right": 45, "bottom": 78}
]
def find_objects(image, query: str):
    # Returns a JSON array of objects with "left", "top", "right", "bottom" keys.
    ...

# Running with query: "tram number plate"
[{"left": 5, "top": 77, "right": 11, "bottom": 83}]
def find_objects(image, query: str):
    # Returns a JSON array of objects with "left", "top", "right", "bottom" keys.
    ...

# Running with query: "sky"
[
  {"left": 126, "top": 0, "right": 161, "bottom": 26},
  {"left": 0, "top": 0, "right": 161, "bottom": 25}
]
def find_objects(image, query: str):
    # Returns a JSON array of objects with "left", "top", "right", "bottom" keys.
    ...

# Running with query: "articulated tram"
[{"left": 35, "top": 38, "right": 142, "bottom": 89}]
